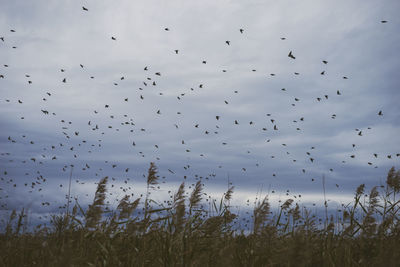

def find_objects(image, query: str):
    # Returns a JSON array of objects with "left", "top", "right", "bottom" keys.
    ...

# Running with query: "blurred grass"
[{"left": 1, "top": 164, "right": 400, "bottom": 266}]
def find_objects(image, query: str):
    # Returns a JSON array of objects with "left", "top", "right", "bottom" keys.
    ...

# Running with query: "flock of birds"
[{"left": 0, "top": 5, "right": 398, "bottom": 223}]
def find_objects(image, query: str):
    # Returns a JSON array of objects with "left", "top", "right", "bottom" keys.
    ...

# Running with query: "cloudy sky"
[{"left": 0, "top": 0, "right": 399, "bottom": 223}]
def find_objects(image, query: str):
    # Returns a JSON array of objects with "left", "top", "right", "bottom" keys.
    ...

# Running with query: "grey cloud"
[{"left": 0, "top": 0, "right": 399, "bottom": 222}]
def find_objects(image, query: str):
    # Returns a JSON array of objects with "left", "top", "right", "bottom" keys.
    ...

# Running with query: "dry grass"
[{"left": 1, "top": 164, "right": 400, "bottom": 266}]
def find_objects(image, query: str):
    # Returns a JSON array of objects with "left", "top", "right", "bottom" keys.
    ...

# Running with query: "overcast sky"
[{"left": 1, "top": 0, "right": 399, "bottom": 223}]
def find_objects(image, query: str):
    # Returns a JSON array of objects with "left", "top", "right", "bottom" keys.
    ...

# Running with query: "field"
[{"left": 1, "top": 164, "right": 399, "bottom": 267}]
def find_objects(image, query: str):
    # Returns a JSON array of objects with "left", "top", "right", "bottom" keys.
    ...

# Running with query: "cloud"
[{"left": 0, "top": 0, "right": 399, "bottom": 222}]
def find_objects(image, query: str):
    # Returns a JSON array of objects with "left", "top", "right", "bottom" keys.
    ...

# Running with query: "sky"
[{"left": 0, "top": 0, "right": 399, "bottom": 225}]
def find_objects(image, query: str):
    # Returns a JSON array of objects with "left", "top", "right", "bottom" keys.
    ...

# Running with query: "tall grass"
[{"left": 1, "top": 164, "right": 400, "bottom": 266}]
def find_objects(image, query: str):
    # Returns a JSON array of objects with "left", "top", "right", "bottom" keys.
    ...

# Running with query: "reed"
[{"left": 1, "top": 165, "right": 400, "bottom": 266}]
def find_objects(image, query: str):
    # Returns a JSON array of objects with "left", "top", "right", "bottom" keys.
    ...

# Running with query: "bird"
[
  {"left": 378, "top": 110, "right": 383, "bottom": 116},
  {"left": 239, "top": 29, "right": 244, "bottom": 33},
  {"left": 225, "top": 41, "right": 230, "bottom": 45},
  {"left": 82, "top": 6, "right": 88, "bottom": 11},
  {"left": 288, "top": 51, "right": 295, "bottom": 59},
  {"left": 381, "top": 20, "right": 387, "bottom": 23},
  {"left": 111, "top": 36, "right": 116, "bottom": 40},
  {"left": 322, "top": 60, "right": 328, "bottom": 64}
]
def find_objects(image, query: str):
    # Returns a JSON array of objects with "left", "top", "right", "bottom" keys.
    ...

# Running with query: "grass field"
[{"left": 1, "top": 164, "right": 400, "bottom": 266}]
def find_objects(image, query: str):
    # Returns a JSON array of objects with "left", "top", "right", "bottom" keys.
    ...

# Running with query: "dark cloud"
[{"left": 0, "top": 0, "right": 399, "bottom": 223}]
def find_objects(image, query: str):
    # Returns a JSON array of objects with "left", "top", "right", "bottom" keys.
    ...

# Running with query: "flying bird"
[{"left": 288, "top": 51, "right": 296, "bottom": 59}]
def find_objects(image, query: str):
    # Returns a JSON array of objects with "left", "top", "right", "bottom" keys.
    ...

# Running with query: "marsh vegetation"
[{"left": 1, "top": 164, "right": 400, "bottom": 266}]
